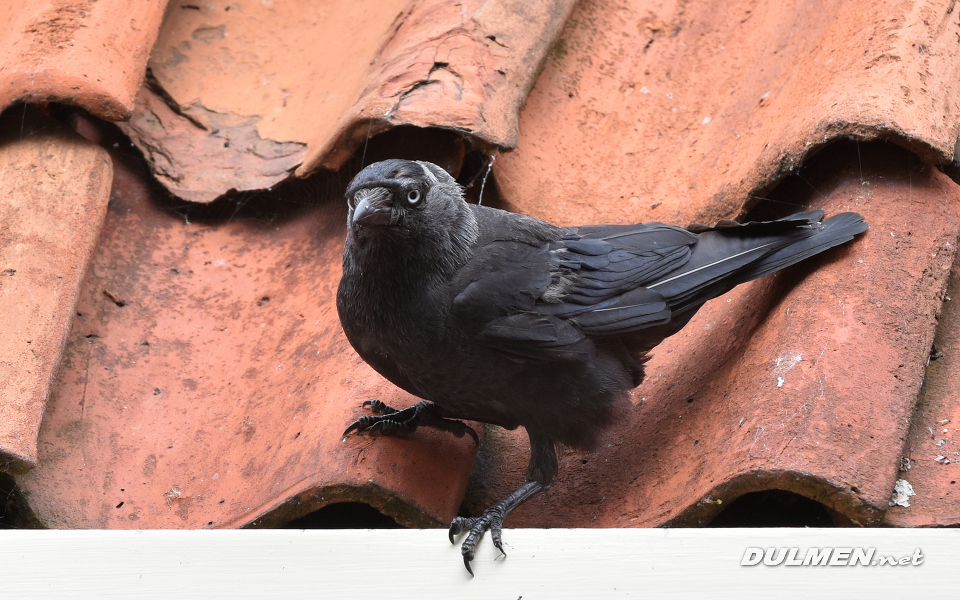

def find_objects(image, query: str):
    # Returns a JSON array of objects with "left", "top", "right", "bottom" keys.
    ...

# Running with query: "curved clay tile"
[
  {"left": 885, "top": 259, "right": 960, "bottom": 527},
  {"left": 493, "top": 0, "right": 960, "bottom": 228},
  {"left": 13, "top": 0, "right": 960, "bottom": 532},
  {"left": 15, "top": 137, "right": 477, "bottom": 529},
  {"left": 119, "top": 0, "right": 576, "bottom": 203},
  {"left": 463, "top": 148, "right": 960, "bottom": 528},
  {"left": 0, "top": 0, "right": 169, "bottom": 120},
  {"left": 461, "top": 0, "right": 960, "bottom": 527},
  {"left": 0, "top": 110, "right": 112, "bottom": 475}
]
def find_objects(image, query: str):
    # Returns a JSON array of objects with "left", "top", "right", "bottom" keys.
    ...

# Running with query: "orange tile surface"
[
  {"left": 0, "top": 0, "right": 169, "bottom": 120},
  {"left": 885, "top": 257, "right": 960, "bottom": 527},
  {"left": 6, "top": 0, "right": 960, "bottom": 531},
  {"left": 16, "top": 134, "right": 477, "bottom": 528},
  {"left": 464, "top": 146, "right": 960, "bottom": 527},
  {"left": 0, "top": 109, "right": 112, "bottom": 474},
  {"left": 494, "top": 0, "right": 960, "bottom": 228}
]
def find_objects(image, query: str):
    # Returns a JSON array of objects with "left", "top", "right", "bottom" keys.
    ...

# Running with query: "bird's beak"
[{"left": 351, "top": 187, "right": 393, "bottom": 227}]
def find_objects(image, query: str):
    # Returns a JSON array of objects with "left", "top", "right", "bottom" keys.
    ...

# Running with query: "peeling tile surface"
[
  {"left": 0, "top": 111, "right": 112, "bottom": 474},
  {"left": 0, "top": 0, "right": 169, "bottom": 119},
  {"left": 7, "top": 0, "right": 960, "bottom": 531},
  {"left": 122, "top": 0, "right": 576, "bottom": 202}
]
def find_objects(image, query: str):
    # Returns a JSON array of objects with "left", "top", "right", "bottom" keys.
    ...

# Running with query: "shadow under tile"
[
  {"left": 706, "top": 490, "right": 841, "bottom": 528},
  {"left": 740, "top": 140, "right": 924, "bottom": 222},
  {"left": 0, "top": 473, "right": 41, "bottom": 529},
  {"left": 282, "top": 502, "right": 401, "bottom": 529}
]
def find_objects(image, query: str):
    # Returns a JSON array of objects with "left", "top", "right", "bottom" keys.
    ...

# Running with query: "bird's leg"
[
  {"left": 449, "top": 430, "right": 557, "bottom": 575},
  {"left": 448, "top": 480, "right": 545, "bottom": 575},
  {"left": 343, "top": 400, "right": 478, "bottom": 445}
]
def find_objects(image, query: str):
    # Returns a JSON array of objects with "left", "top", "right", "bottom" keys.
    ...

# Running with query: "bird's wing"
[
  {"left": 451, "top": 222, "right": 700, "bottom": 358},
  {"left": 451, "top": 238, "right": 593, "bottom": 363},
  {"left": 534, "top": 223, "right": 698, "bottom": 336},
  {"left": 453, "top": 209, "right": 865, "bottom": 359}
]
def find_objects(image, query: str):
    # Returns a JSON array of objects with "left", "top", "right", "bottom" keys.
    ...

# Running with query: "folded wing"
[{"left": 454, "top": 208, "right": 867, "bottom": 361}]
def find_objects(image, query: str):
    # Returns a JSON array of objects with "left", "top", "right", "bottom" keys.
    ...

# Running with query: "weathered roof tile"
[
  {"left": 0, "top": 1, "right": 169, "bottom": 119},
  {"left": 463, "top": 147, "right": 960, "bottom": 528},
  {"left": 885, "top": 258, "right": 960, "bottom": 527},
  {"left": 120, "top": 0, "right": 576, "bottom": 203},
  {"left": 0, "top": 109, "right": 112, "bottom": 474},
  {"left": 8, "top": 0, "right": 960, "bottom": 531},
  {"left": 494, "top": 0, "right": 960, "bottom": 227},
  {"left": 15, "top": 133, "right": 477, "bottom": 528}
]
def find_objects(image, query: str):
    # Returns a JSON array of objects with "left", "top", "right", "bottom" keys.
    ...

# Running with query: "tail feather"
[
  {"left": 651, "top": 210, "right": 867, "bottom": 312},
  {"left": 733, "top": 212, "right": 868, "bottom": 284}
]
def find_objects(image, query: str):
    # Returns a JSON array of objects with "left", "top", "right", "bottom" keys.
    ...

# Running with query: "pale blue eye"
[{"left": 406, "top": 189, "right": 421, "bottom": 205}]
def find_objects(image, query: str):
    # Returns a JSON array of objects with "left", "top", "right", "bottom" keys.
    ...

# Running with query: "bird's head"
[
  {"left": 343, "top": 159, "right": 479, "bottom": 271},
  {"left": 345, "top": 159, "right": 461, "bottom": 229}
]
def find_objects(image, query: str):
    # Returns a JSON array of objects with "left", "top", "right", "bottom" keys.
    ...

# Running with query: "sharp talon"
[
  {"left": 463, "top": 554, "right": 474, "bottom": 576},
  {"left": 494, "top": 541, "right": 506, "bottom": 557},
  {"left": 342, "top": 422, "right": 363, "bottom": 437},
  {"left": 361, "top": 399, "right": 374, "bottom": 408},
  {"left": 448, "top": 517, "right": 466, "bottom": 543}
]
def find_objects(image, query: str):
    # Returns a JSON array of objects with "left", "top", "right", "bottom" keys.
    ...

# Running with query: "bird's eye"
[{"left": 406, "top": 189, "right": 421, "bottom": 206}]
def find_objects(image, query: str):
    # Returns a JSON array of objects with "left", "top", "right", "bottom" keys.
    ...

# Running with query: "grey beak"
[{"left": 351, "top": 188, "right": 394, "bottom": 227}]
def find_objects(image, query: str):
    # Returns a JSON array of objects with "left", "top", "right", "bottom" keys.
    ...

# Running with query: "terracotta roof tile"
[
  {"left": 0, "top": 109, "right": 112, "bottom": 474},
  {"left": 15, "top": 129, "right": 478, "bottom": 528},
  {"left": 885, "top": 259, "right": 960, "bottom": 527},
  {"left": 493, "top": 0, "right": 960, "bottom": 227},
  {"left": 119, "top": 0, "right": 575, "bottom": 202},
  {"left": 0, "top": 1, "right": 169, "bottom": 120},
  {"left": 6, "top": 0, "right": 960, "bottom": 532},
  {"left": 462, "top": 146, "right": 960, "bottom": 527}
]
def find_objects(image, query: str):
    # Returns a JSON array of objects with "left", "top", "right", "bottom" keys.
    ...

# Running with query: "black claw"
[
  {"left": 342, "top": 421, "right": 364, "bottom": 437},
  {"left": 449, "top": 517, "right": 470, "bottom": 543},
  {"left": 448, "top": 523, "right": 459, "bottom": 544},
  {"left": 463, "top": 554, "right": 474, "bottom": 576}
]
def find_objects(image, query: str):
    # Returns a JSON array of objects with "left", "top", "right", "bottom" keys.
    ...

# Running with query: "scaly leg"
[
  {"left": 448, "top": 480, "right": 545, "bottom": 575},
  {"left": 343, "top": 399, "right": 478, "bottom": 445},
  {"left": 449, "top": 429, "right": 558, "bottom": 575}
]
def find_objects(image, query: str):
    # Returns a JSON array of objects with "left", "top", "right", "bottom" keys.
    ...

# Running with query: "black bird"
[{"left": 338, "top": 159, "right": 867, "bottom": 574}]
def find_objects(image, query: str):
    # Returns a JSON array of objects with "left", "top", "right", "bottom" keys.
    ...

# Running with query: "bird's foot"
[
  {"left": 342, "top": 399, "right": 421, "bottom": 437},
  {"left": 448, "top": 506, "right": 507, "bottom": 576},
  {"left": 343, "top": 400, "right": 478, "bottom": 444},
  {"left": 448, "top": 480, "right": 546, "bottom": 575}
]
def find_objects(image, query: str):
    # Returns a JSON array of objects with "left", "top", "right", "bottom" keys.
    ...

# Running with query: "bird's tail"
[
  {"left": 650, "top": 210, "right": 868, "bottom": 314},
  {"left": 731, "top": 210, "right": 868, "bottom": 284}
]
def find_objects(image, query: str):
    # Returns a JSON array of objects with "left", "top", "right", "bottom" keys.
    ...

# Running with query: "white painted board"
[{"left": 1, "top": 528, "right": 956, "bottom": 598}]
